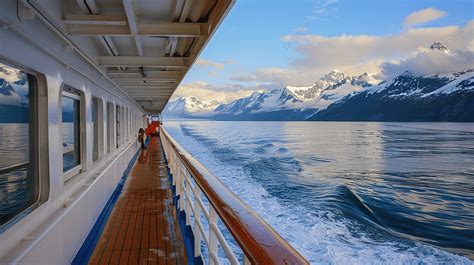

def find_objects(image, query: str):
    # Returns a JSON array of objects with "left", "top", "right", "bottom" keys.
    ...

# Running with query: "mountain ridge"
[{"left": 162, "top": 42, "right": 474, "bottom": 121}]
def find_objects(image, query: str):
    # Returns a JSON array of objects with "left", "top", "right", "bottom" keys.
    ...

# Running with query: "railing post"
[
  {"left": 185, "top": 170, "right": 192, "bottom": 225},
  {"left": 179, "top": 164, "right": 185, "bottom": 211},
  {"left": 209, "top": 206, "right": 218, "bottom": 265},
  {"left": 177, "top": 162, "right": 183, "bottom": 211},
  {"left": 194, "top": 188, "right": 202, "bottom": 260}
]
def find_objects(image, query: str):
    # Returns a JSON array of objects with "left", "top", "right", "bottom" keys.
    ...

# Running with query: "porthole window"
[{"left": 62, "top": 86, "right": 82, "bottom": 180}]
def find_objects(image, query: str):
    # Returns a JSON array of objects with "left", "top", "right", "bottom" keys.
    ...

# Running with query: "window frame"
[
  {"left": 61, "top": 86, "right": 84, "bottom": 182},
  {"left": 115, "top": 105, "right": 121, "bottom": 148},
  {"left": 0, "top": 58, "right": 49, "bottom": 232},
  {"left": 91, "top": 96, "right": 103, "bottom": 163},
  {"left": 106, "top": 102, "right": 114, "bottom": 154}
]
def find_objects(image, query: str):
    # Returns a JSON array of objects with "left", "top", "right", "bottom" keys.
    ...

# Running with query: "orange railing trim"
[{"left": 160, "top": 127, "right": 309, "bottom": 265}]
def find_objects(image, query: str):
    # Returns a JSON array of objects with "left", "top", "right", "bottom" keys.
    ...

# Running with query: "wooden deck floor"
[{"left": 89, "top": 136, "right": 186, "bottom": 265}]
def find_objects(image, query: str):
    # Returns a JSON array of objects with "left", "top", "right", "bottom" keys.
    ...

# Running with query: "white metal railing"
[{"left": 160, "top": 127, "right": 308, "bottom": 265}]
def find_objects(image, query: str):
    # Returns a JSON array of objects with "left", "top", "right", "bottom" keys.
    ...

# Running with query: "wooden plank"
[{"left": 88, "top": 136, "right": 186, "bottom": 264}]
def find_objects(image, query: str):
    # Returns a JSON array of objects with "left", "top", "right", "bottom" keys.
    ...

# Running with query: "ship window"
[
  {"left": 92, "top": 97, "right": 103, "bottom": 162},
  {"left": 0, "top": 62, "right": 42, "bottom": 229},
  {"left": 106, "top": 102, "right": 113, "bottom": 153},
  {"left": 126, "top": 108, "right": 129, "bottom": 140},
  {"left": 121, "top": 106, "right": 125, "bottom": 144},
  {"left": 116, "top": 105, "right": 121, "bottom": 148},
  {"left": 124, "top": 108, "right": 127, "bottom": 140},
  {"left": 62, "top": 87, "right": 82, "bottom": 180},
  {"left": 126, "top": 108, "right": 130, "bottom": 139}
]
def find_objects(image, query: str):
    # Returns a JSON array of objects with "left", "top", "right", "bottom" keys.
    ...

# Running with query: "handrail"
[
  {"left": 160, "top": 127, "right": 308, "bottom": 264},
  {"left": 0, "top": 162, "right": 29, "bottom": 175}
]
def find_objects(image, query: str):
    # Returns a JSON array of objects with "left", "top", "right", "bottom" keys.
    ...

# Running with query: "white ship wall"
[{"left": 0, "top": 1, "right": 145, "bottom": 264}]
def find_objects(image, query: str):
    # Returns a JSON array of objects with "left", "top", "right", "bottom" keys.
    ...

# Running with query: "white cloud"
[
  {"left": 195, "top": 58, "right": 226, "bottom": 70},
  {"left": 207, "top": 71, "right": 218, "bottom": 77},
  {"left": 404, "top": 8, "right": 447, "bottom": 28},
  {"left": 377, "top": 50, "right": 474, "bottom": 80},
  {"left": 295, "top": 26, "right": 309, "bottom": 33},
  {"left": 172, "top": 81, "right": 284, "bottom": 102},
  {"left": 172, "top": 81, "right": 257, "bottom": 102},
  {"left": 233, "top": 21, "right": 474, "bottom": 86},
  {"left": 0, "top": 64, "right": 22, "bottom": 83},
  {"left": 231, "top": 68, "right": 304, "bottom": 85},
  {"left": 307, "top": 0, "right": 338, "bottom": 20}
]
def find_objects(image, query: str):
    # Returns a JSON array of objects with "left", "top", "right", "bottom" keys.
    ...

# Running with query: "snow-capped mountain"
[
  {"left": 162, "top": 42, "right": 473, "bottom": 121},
  {"left": 162, "top": 96, "right": 224, "bottom": 118},
  {"left": 212, "top": 70, "right": 371, "bottom": 119},
  {"left": 0, "top": 77, "right": 27, "bottom": 106},
  {"left": 0, "top": 79, "right": 15, "bottom": 96},
  {"left": 310, "top": 69, "right": 474, "bottom": 121},
  {"left": 0, "top": 77, "right": 30, "bottom": 123},
  {"left": 430, "top": 41, "right": 449, "bottom": 53}
]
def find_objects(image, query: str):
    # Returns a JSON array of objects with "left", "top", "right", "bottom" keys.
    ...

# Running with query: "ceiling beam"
[
  {"left": 122, "top": 0, "right": 143, "bottom": 56},
  {"left": 108, "top": 71, "right": 182, "bottom": 79},
  {"left": 118, "top": 82, "right": 177, "bottom": 86},
  {"left": 63, "top": 14, "right": 127, "bottom": 25},
  {"left": 121, "top": 82, "right": 177, "bottom": 86},
  {"left": 123, "top": 86, "right": 176, "bottom": 90},
  {"left": 66, "top": 22, "right": 205, "bottom": 37},
  {"left": 124, "top": 87, "right": 176, "bottom": 92},
  {"left": 114, "top": 78, "right": 179, "bottom": 82},
  {"left": 131, "top": 97, "right": 170, "bottom": 100},
  {"left": 139, "top": 23, "right": 205, "bottom": 36},
  {"left": 125, "top": 89, "right": 175, "bottom": 92},
  {"left": 126, "top": 93, "right": 175, "bottom": 96},
  {"left": 127, "top": 93, "right": 174, "bottom": 96},
  {"left": 99, "top": 56, "right": 188, "bottom": 67}
]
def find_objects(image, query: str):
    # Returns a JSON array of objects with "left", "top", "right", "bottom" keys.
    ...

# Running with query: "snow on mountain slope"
[
  {"left": 310, "top": 69, "right": 474, "bottom": 122},
  {"left": 366, "top": 70, "right": 473, "bottom": 98},
  {"left": 214, "top": 70, "right": 371, "bottom": 115},
  {"left": 162, "top": 96, "right": 224, "bottom": 118},
  {"left": 0, "top": 78, "right": 24, "bottom": 106},
  {"left": 422, "top": 70, "right": 474, "bottom": 97}
]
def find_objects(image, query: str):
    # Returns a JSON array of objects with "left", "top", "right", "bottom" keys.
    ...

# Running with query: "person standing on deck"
[{"left": 138, "top": 128, "right": 147, "bottom": 149}]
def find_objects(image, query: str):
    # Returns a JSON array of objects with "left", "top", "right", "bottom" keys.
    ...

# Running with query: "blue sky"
[{"left": 173, "top": 0, "right": 474, "bottom": 101}]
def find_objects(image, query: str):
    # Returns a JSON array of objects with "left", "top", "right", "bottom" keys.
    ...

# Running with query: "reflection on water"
[
  {"left": 0, "top": 124, "right": 29, "bottom": 220},
  {"left": 165, "top": 121, "right": 474, "bottom": 263}
]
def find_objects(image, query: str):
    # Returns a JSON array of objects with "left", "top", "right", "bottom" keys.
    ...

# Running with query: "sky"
[{"left": 171, "top": 0, "right": 474, "bottom": 102}]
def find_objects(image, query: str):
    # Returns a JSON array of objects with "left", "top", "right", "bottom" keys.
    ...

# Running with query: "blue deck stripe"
[{"left": 72, "top": 146, "right": 141, "bottom": 265}]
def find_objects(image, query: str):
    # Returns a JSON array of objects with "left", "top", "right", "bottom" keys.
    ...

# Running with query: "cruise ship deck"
[
  {"left": 88, "top": 136, "right": 186, "bottom": 265},
  {"left": 0, "top": 1, "right": 309, "bottom": 264}
]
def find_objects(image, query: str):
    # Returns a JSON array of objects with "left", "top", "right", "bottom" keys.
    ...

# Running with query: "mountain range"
[
  {"left": 165, "top": 42, "right": 474, "bottom": 122},
  {"left": 0, "top": 74, "right": 30, "bottom": 123}
]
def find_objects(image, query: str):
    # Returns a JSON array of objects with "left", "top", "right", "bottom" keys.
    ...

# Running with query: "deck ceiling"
[{"left": 62, "top": 0, "right": 232, "bottom": 113}]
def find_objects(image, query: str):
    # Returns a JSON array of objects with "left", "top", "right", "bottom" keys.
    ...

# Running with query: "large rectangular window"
[
  {"left": 62, "top": 87, "right": 82, "bottom": 179},
  {"left": 0, "top": 62, "right": 39, "bottom": 227}
]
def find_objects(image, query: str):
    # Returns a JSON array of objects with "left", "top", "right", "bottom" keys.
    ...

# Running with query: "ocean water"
[
  {"left": 0, "top": 123, "right": 75, "bottom": 219},
  {"left": 164, "top": 121, "right": 474, "bottom": 264},
  {"left": 0, "top": 124, "right": 29, "bottom": 219}
]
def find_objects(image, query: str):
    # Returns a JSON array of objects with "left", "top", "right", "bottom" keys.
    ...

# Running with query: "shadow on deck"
[{"left": 89, "top": 136, "right": 187, "bottom": 265}]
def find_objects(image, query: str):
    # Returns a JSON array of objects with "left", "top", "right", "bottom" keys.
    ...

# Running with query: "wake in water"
[{"left": 166, "top": 121, "right": 473, "bottom": 264}]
